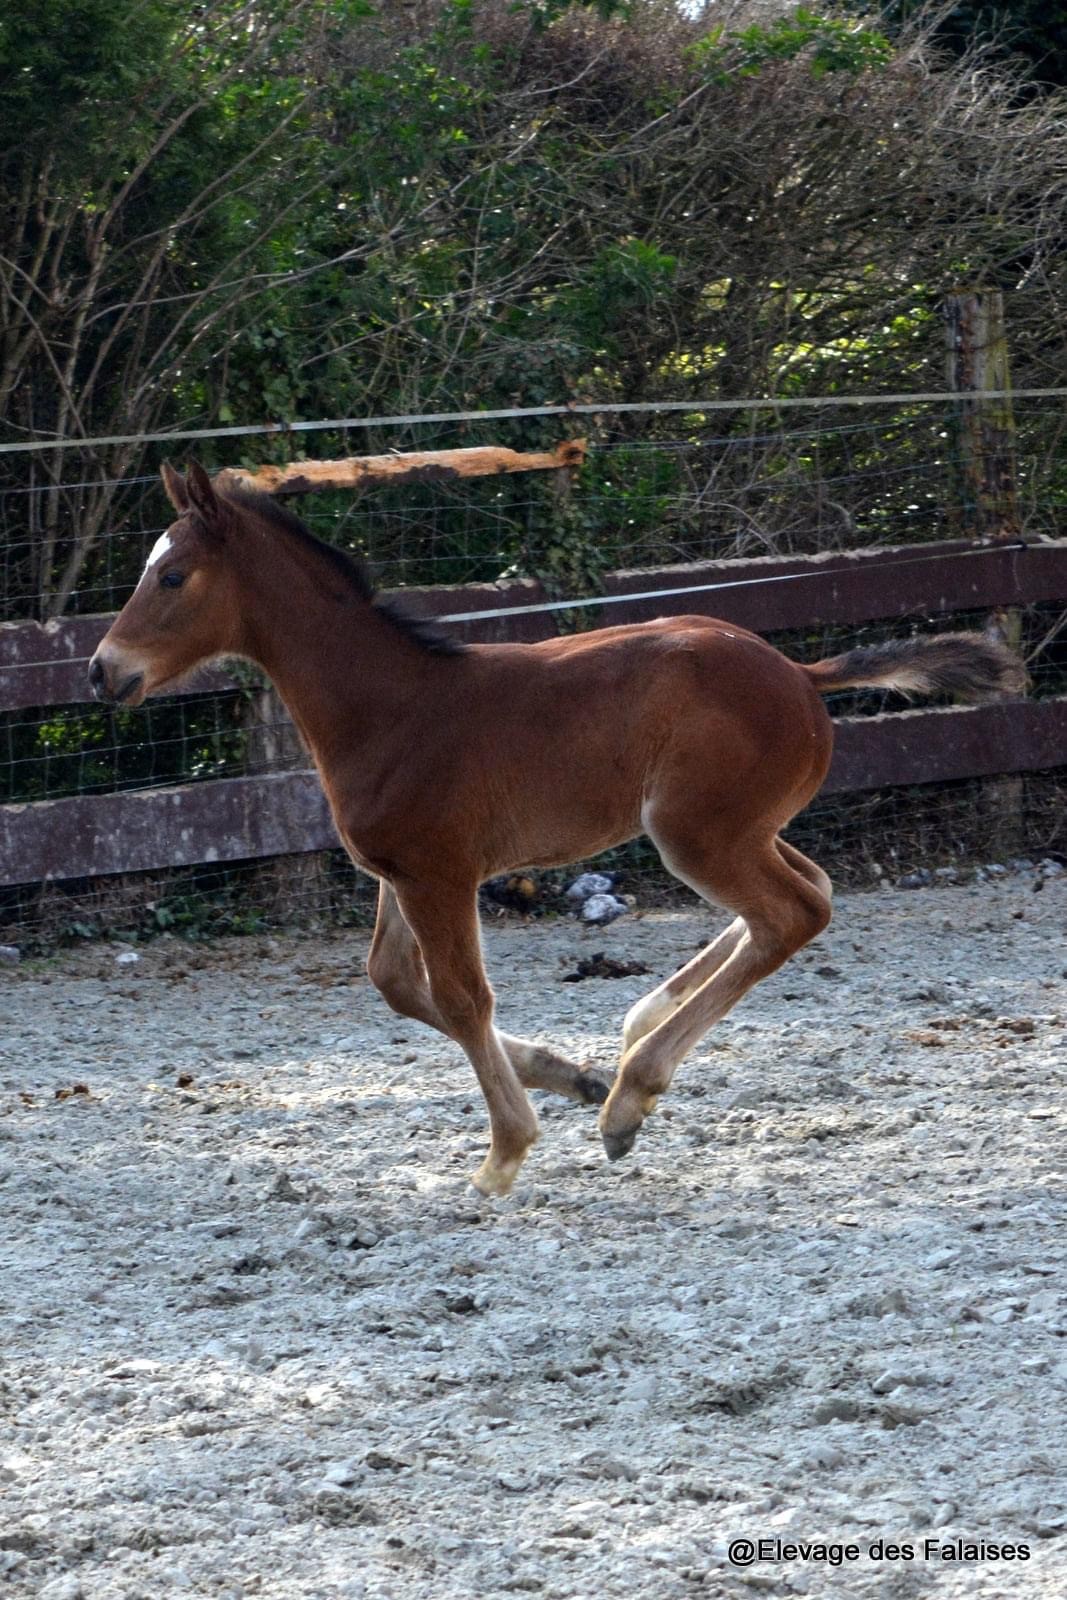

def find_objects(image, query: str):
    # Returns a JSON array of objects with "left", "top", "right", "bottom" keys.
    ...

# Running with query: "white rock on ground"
[
  {"left": 580, "top": 893, "right": 629, "bottom": 925},
  {"left": 0, "top": 876, "right": 1065, "bottom": 1599},
  {"left": 565, "top": 873, "right": 615, "bottom": 903}
]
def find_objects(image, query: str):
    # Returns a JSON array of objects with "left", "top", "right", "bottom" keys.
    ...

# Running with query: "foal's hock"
[{"left": 90, "top": 464, "right": 1025, "bottom": 1195}]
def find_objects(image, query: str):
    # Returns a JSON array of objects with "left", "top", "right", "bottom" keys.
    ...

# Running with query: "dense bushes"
[{"left": 3, "top": 0, "right": 1067, "bottom": 619}]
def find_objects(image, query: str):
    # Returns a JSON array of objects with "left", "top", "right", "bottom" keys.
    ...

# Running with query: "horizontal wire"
[
  {"left": 0, "top": 539, "right": 1035, "bottom": 671},
  {"left": 0, "top": 419, "right": 959, "bottom": 488},
  {"left": 2, "top": 388, "right": 1066, "bottom": 456},
  {"left": 0, "top": 475, "right": 161, "bottom": 497}
]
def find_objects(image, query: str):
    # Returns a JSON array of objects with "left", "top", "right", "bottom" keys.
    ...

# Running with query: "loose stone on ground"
[{"left": 0, "top": 877, "right": 1064, "bottom": 1598}]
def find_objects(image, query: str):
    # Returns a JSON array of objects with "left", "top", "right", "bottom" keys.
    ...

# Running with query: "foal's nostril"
[{"left": 88, "top": 657, "right": 106, "bottom": 698}]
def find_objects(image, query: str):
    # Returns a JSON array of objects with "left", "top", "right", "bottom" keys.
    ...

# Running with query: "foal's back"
[{"left": 386, "top": 614, "right": 834, "bottom": 878}]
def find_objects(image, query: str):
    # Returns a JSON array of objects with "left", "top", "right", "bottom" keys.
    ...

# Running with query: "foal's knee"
[
  {"left": 367, "top": 948, "right": 421, "bottom": 1019},
  {"left": 428, "top": 972, "right": 495, "bottom": 1039},
  {"left": 369, "top": 971, "right": 417, "bottom": 1019}
]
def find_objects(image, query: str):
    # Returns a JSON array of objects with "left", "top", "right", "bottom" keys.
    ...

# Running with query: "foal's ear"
[
  {"left": 160, "top": 461, "right": 190, "bottom": 513},
  {"left": 185, "top": 461, "right": 224, "bottom": 535}
]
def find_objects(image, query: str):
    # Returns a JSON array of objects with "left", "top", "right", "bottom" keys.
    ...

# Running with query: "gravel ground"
[{"left": 1, "top": 875, "right": 1065, "bottom": 1600}]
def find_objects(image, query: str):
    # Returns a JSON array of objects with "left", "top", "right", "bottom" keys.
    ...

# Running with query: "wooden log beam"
[
  {"left": 2, "top": 697, "right": 1065, "bottom": 888},
  {"left": 222, "top": 439, "right": 587, "bottom": 496},
  {"left": 405, "top": 537, "right": 1067, "bottom": 644},
  {"left": 826, "top": 696, "right": 1067, "bottom": 794},
  {"left": 0, "top": 614, "right": 238, "bottom": 713},
  {"left": 0, "top": 771, "right": 337, "bottom": 888},
  {"left": 3, "top": 537, "right": 1065, "bottom": 711}
]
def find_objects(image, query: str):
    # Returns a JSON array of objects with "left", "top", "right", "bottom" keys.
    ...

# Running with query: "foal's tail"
[{"left": 802, "top": 631, "right": 1026, "bottom": 702}]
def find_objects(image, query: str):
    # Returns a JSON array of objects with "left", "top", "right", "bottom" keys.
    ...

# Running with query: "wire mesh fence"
[
  {"left": 4, "top": 394, "right": 1066, "bottom": 622},
  {"left": 4, "top": 763, "right": 1065, "bottom": 953},
  {"left": 2, "top": 397, "right": 1065, "bottom": 948}
]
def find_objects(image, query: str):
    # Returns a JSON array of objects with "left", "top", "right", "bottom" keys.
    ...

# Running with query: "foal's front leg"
[
  {"left": 391, "top": 883, "right": 540, "bottom": 1196},
  {"left": 368, "top": 883, "right": 609, "bottom": 1105}
]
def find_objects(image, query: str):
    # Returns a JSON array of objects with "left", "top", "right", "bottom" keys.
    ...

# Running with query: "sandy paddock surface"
[{"left": 1, "top": 876, "right": 1065, "bottom": 1600}]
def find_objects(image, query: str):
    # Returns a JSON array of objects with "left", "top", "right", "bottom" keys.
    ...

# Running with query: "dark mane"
[{"left": 222, "top": 482, "right": 466, "bottom": 657}]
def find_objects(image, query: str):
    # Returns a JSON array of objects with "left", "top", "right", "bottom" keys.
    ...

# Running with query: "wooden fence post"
[
  {"left": 944, "top": 287, "right": 1026, "bottom": 857},
  {"left": 943, "top": 289, "right": 1021, "bottom": 542}
]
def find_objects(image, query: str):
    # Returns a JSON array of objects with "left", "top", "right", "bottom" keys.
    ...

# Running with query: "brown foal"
[{"left": 90, "top": 463, "right": 1024, "bottom": 1195}]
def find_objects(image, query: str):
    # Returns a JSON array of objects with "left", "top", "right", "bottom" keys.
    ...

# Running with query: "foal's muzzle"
[{"left": 88, "top": 653, "right": 144, "bottom": 706}]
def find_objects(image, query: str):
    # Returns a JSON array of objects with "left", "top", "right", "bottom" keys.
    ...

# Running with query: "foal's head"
[{"left": 90, "top": 462, "right": 246, "bottom": 707}]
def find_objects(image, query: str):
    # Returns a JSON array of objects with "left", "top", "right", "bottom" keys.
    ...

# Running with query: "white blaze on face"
[{"left": 143, "top": 532, "right": 172, "bottom": 577}]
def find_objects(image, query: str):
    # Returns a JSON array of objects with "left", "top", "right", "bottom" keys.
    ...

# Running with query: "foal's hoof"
[
  {"left": 470, "top": 1143, "right": 533, "bottom": 1197},
  {"left": 601, "top": 1125, "right": 640, "bottom": 1162},
  {"left": 470, "top": 1161, "right": 517, "bottom": 1198},
  {"left": 575, "top": 1067, "right": 613, "bottom": 1106}
]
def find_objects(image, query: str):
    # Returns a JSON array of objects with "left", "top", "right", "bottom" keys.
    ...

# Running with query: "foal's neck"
[{"left": 236, "top": 534, "right": 433, "bottom": 767}]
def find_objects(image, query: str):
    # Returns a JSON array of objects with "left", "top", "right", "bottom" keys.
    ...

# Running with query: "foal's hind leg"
[
  {"left": 620, "top": 839, "right": 832, "bottom": 1052},
  {"left": 368, "top": 884, "right": 609, "bottom": 1105},
  {"left": 600, "top": 840, "right": 831, "bottom": 1159},
  {"left": 777, "top": 837, "right": 834, "bottom": 906},
  {"left": 621, "top": 916, "right": 746, "bottom": 1053}
]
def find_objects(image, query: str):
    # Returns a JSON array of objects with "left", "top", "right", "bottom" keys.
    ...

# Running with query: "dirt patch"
[{"left": 1, "top": 879, "right": 1065, "bottom": 1598}]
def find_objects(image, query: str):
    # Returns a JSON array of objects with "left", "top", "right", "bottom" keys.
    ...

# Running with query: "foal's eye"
[{"left": 159, "top": 571, "right": 185, "bottom": 590}]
